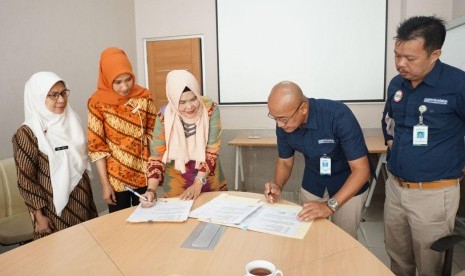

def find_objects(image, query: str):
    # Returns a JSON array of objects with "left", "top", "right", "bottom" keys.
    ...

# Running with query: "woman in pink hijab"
[{"left": 142, "top": 70, "right": 227, "bottom": 205}]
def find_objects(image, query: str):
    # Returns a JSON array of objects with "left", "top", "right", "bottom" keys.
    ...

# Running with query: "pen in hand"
[
  {"left": 266, "top": 182, "right": 282, "bottom": 203},
  {"left": 124, "top": 185, "right": 148, "bottom": 201},
  {"left": 266, "top": 183, "right": 273, "bottom": 202}
]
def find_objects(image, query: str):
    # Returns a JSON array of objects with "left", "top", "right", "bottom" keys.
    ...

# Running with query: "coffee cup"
[{"left": 245, "top": 260, "right": 283, "bottom": 276}]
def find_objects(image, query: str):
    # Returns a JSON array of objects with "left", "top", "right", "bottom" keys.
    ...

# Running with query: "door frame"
[{"left": 143, "top": 34, "right": 206, "bottom": 95}]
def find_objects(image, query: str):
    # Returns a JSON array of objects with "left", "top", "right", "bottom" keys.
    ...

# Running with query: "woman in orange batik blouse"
[{"left": 88, "top": 47, "right": 156, "bottom": 212}]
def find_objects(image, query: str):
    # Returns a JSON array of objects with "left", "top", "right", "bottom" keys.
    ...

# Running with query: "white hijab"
[
  {"left": 162, "top": 70, "right": 209, "bottom": 173},
  {"left": 23, "top": 72, "right": 90, "bottom": 216}
]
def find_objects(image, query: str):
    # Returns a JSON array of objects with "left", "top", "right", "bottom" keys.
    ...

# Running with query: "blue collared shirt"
[
  {"left": 277, "top": 98, "right": 369, "bottom": 197},
  {"left": 381, "top": 60, "right": 465, "bottom": 182}
]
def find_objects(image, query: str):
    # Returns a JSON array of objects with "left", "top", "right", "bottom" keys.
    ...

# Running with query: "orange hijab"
[{"left": 91, "top": 47, "right": 150, "bottom": 105}]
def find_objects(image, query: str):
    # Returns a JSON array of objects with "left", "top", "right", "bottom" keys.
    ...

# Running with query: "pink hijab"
[{"left": 162, "top": 70, "right": 209, "bottom": 173}]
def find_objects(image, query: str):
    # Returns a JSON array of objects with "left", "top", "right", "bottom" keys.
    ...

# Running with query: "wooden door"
[{"left": 146, "top": 38, "right": 202, "bottom": 110}]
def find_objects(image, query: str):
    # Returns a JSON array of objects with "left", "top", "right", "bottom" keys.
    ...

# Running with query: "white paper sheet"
[
  {"left": 245, "top": 203, "right": 311, "bottom": 239},
  {"left": 189, "top": 194, "right": 263, "bottom": 225},
  {"left": 126, "top": 198, "right": 194, "bottom": 223}
]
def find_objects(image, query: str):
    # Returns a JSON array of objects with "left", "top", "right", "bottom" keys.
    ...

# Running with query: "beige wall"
[
  {"left": 1, "top": 0, "right": 464, "bottom": 210},
  {"left": 454, "top": 0, "right": 465, "bottom": 18},
  {"left": 0, "top": 0, "right": 137, "bottom": 159},
  {"left": 1, "top": 0, "right": 463, "bottom": 157}
]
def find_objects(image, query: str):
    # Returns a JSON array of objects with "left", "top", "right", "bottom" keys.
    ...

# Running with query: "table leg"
[
  {"left": 235, "top": 147, "right": 240, "bottom": 191},
  {"left": 239, "top": 147, "right": 244, "bottom": 183},
  {"left": 364, "top": 153, "right": 386, "bottom": 209}
]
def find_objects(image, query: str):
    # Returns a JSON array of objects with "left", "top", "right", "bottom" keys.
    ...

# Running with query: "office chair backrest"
[
  {"left": 0, "top": 157, "right": 33, "bottom": 245},
  {"left": 0, "top": 160, "right": 7, "bottom": 217},
  {"left": 0, "top": 157, "right": 28, "bottom": 217}
]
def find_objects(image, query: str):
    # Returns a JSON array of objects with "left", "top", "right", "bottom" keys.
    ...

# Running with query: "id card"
[
  {"left": 413, "top": 125, "right": 428, "bottom": 146},
  {"left": 320, "top": 156, "right": 331, "bottom": 175}
]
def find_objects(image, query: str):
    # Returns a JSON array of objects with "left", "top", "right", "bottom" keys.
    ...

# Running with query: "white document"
[
  {"left": 244, "top": 203, "right": 312, "bottom": 239},
  {"left": 212, "top": 202, "right": 312, "bottom": 239},
  {"left": 189, "top": 193, "right": 263, "bottom": 225},
  {"left": 190, "top": 193, "right": 312, "bottom": 239},
  {"left": 126, "top": 198, "right": 194, "bottom": 223}
]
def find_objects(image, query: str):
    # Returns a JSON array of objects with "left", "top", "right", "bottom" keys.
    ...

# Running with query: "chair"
[
  {"left": 430, "top": 234, "right": 465, "bottom": 276},
  {"left": 0, "top": 157, "right": 33, "bottom": 245}
]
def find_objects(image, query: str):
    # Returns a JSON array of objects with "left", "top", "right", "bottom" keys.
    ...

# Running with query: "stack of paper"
[{"left": 190, "top": 194, "right": 312, "bottom": 239}]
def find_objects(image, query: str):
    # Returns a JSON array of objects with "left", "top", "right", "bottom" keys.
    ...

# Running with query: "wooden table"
[
  {"left": 0, "top": 192, "right": 393, "bottom": 276},
  {"left": 228, "top": 135, "right": 388, "bottom": 209},
  {"left": 0, "top": 223, "right": 122, "bottom": 275}
]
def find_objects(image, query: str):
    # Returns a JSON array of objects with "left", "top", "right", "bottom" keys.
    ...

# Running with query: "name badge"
[
  {"left": 55, "top": 146, "right": 69, "bottom": 151},
  {"left": 320, "top": 156, "right": 331, "bottom": 175},
  {"left": 413, "top": 125, "right": 428, "bottom": 146}
]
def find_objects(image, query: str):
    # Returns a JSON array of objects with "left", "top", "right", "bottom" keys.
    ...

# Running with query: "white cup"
[{"left": 245, "top": 260, "right": 283, "bottom": 276}]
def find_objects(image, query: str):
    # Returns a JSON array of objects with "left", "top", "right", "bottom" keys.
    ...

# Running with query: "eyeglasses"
[
  {"left": 268, "top": 102, "right": 303, "bottom": 125},
  {"left": 47, "top": 89, "right": 70, "bottom": 101}
]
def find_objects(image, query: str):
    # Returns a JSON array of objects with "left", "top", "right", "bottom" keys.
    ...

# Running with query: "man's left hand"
[{"left": 297, "top": 201, "right": 333, "bottom": 221}]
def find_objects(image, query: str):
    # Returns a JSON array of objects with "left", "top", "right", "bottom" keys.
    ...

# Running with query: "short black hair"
[{"left": 395, "top": 15, "right": 446, "bottom": 54}]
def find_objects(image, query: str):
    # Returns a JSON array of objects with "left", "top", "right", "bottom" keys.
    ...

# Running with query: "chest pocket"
[
  {"left": 390, "top": 96, "right": 454, "bottom": 128},
  {"left": 422, "top": 100, "right": 455, "bottom": 130},
  {"left": 315, "top": 138, "right": 339, "bottom": 159}
]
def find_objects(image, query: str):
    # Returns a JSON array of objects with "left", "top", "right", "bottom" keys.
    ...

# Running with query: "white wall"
[
  {"left": 1, "top": 0, "right": 464, "bottom": 158},
  {"left": 0, "top": 0, "right": 137, "bottom": 158},
  {"left": 134, "top": 0, "right": 459, "bottom": 132}
]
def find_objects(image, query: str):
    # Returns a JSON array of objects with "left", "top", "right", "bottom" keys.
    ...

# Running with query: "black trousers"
[{"left": 108, "top": 187, "right": 147, "bottom": 213}]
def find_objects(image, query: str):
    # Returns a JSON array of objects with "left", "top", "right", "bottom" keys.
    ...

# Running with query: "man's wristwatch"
[
  {"left": 195, "top": 176, "right": 207, "bottom": 185},
  {"left": 327, "top": 197, "right": 339, "bottom": 213}
]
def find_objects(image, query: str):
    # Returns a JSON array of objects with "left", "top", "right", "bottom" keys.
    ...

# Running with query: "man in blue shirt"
[
  {"left": 264, "top": 81, "right": 371, "bottom": 238},
  {"left": 381, "top": 15, "right": 465, "bottom": 275}
]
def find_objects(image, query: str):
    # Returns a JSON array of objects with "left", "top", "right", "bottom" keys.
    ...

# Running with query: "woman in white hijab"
[
  {"left": 12, "top": 72, "right": 97, "bottom": 240},
  {"left": 142, "top": 70, "right": 227, "bottom": 206}
]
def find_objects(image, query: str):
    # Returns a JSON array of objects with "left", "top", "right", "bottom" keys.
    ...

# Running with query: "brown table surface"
[{"left": 0, "top": 223, "right": 122, "bottom": 275}]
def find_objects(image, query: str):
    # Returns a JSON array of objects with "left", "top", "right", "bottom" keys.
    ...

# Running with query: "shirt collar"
[
  {"left": 402, "top": 59, "right": 442, "bottom": 88},
  {"left": 304, "top": 98, "right": 318, "bottom": 129},
  {"left": 423, "top": 59, "right": 442, "bottom": 87}
]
